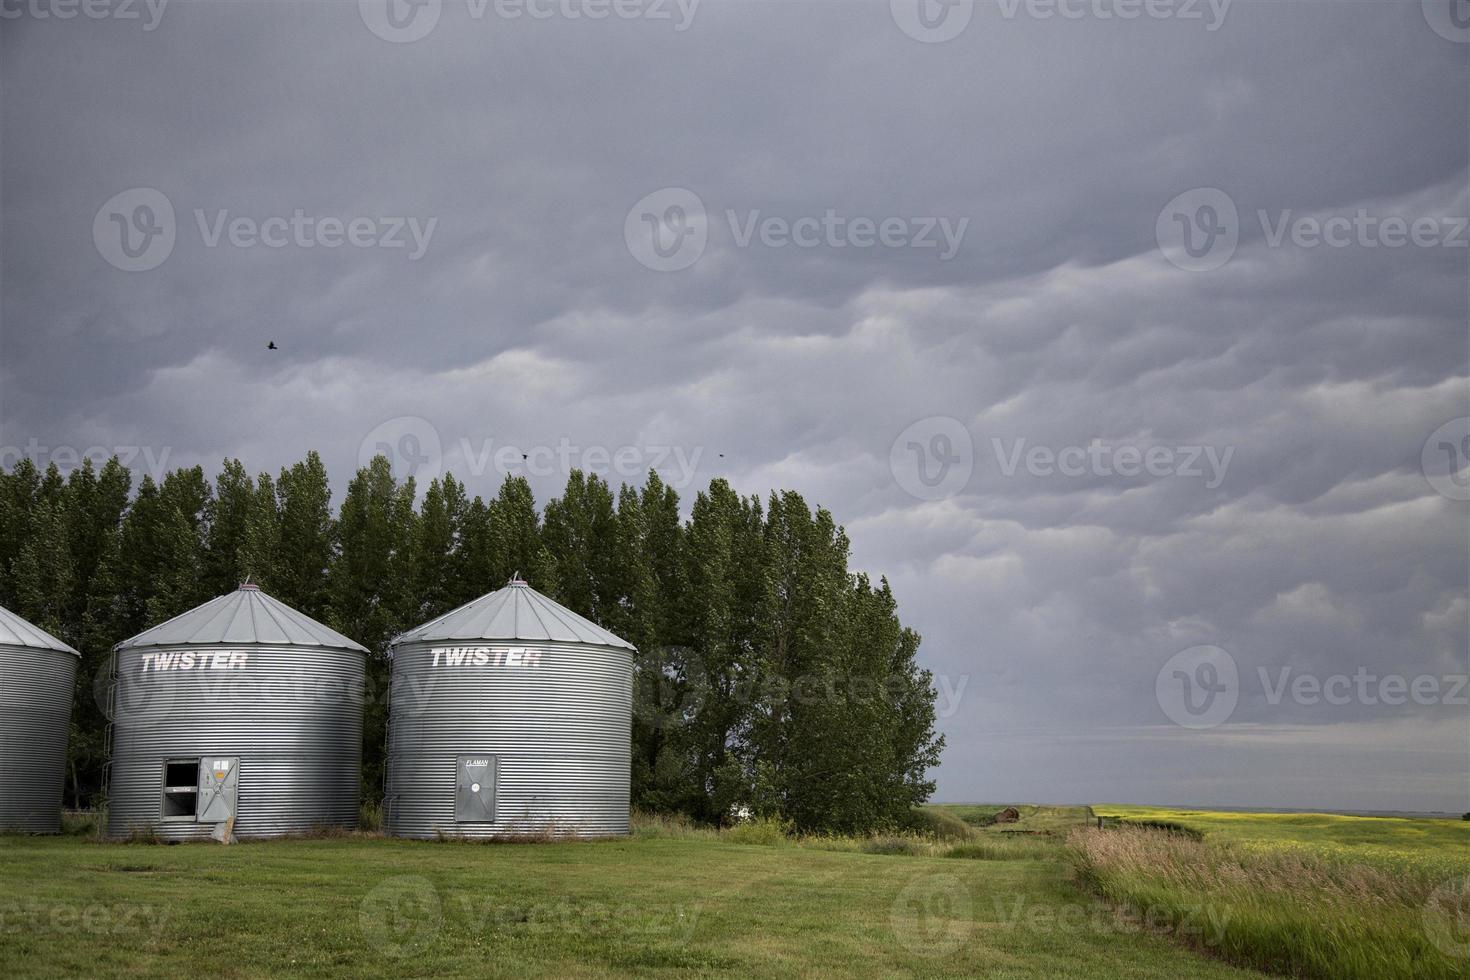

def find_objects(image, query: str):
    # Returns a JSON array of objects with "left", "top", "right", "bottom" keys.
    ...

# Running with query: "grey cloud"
[{"left": 2, "top": 0, "right": 1466, "bottom": 810}]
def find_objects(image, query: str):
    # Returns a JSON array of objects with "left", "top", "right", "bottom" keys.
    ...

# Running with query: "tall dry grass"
[{"left": 1068, "top": 825, "right": 1468, "bottom": 980}]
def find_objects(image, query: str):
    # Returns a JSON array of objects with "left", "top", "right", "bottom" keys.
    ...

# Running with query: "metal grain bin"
[
  {"left": 0, "top": 605, "right": 79, "bottom": 833},
  {"left": 106, "top": 584, "right": 367, "bottom": 841},
  {"left": 385, "top": 578, "right": 634, "bottom": 839}
]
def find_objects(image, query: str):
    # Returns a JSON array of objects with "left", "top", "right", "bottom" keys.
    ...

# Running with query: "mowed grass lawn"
[{"left": 0, "top": 820, "right": 1269, "bottom": 980}]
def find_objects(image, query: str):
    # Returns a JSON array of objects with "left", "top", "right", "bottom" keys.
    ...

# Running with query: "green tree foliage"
[
  {"left": 99, "top": 467, "right": 212, "bottom": 635},
  {"left": 0, "top": 456, "right": 131, "bottom": 808},
  {"left": 455, "top": 495, "right": 498, "bottom": 603},
  {"left": 414, "top": 473, "right": 468, "bottom": 621},
  {"left": 674, "top": 479, "right": 763, "bottom": 821},
  {"left": 203, "top": 459, "right": 255, "bottom": 596},
  {"left": 147, "top": 467, "right": 212, "bottom": 624},
  {"left": 0, "top": 453, "right": 944, "bottom": 831},
  {"left": 239, "top": 470, "right": 282, "bottom": 590},
  {"left": 618, "top": 473, "right": 696, "bottom": 812},
  {"left": 0, "top": 459, "right": 45, "bottom": 605},
  {"left": 11, "top": 466, "right": 74, "bottom": 638},
  {"left": 540, "top": 470, "right": 619, "bottom": 621},
  {"left": 328, "top": 455, "right": 419, "bottom": 797},
  {"left": 486, "top": 475, "right": 543, "bottom": 584},
  {"left": 275, "top": 451, "right": 334, "bottom": 619}
]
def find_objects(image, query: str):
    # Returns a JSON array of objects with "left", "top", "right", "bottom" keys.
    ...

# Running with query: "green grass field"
[
  {"left": 1073, "top": 805, "right": 1470, "bottom": 979},
  {"left": 1096, "top": 805, "right": 1470, "bottom": 867},
  {"left": 0, "top": 808, "right": 1267, "bottom": 980},
  {"left": 1, "top": 805, "right": 1464, "bottom": 978}
]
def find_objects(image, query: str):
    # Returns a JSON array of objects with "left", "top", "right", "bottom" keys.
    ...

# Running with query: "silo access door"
[
  {"left": 196, "top": 757, "right": 239, "bottom": 823},
  {"left": 456, "top": 756, "right": 496, "bottom": 822}
]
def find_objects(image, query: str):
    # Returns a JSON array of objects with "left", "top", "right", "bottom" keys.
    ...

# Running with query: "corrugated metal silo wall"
[
  {"left": 0, "top": 646, "right": 76, "bottom": 833},
  {"left": 106, "top": 644, "right": 365, "bottom": 841},
  {"left": 385, "top": 641, "right": 633, "bottom": 839}
]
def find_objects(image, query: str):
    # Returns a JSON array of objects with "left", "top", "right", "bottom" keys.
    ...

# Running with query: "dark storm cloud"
[{"left": 2, "top": 0, "right": 1466, "bottom": 809}]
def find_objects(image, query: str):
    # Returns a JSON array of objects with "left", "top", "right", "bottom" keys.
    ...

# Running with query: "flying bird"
[{"left": 267, "top": 341, "right": 278, "bottom": 350}]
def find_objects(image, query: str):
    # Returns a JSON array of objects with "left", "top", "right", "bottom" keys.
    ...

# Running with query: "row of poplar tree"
[{"left": 0, "top": 452, "right": 944, "bottom": 834}]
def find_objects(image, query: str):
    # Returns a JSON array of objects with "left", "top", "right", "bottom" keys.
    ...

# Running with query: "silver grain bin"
[
  {"left": 385, "top": 578, "right": 634, "bottom": 839},
  {"left": 106, "top": 584, "right": 367, "bottom": 841},
  {"left": 0, "top": 605, "right": 79, "bottom": 834}
]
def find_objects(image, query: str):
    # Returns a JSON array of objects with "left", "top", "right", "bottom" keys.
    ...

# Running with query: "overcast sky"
[{"left": 2, "top": 0, "right": 1466, "bottom": 812}]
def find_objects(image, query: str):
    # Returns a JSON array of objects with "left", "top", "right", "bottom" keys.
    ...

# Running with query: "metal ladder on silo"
[{"left": 100, "top": 648, "right": 117, "bottom": 806}]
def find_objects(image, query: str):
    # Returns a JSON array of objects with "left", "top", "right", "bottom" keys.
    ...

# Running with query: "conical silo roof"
[
  {"left": 114, "top": 584, "right": 367, "bottom": 652},
  {"left": 392, "top": 578, "right": 635, "bottom": 651},
  {"left": 0, "top": 604, "right": 80, "bottom": 657}
]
